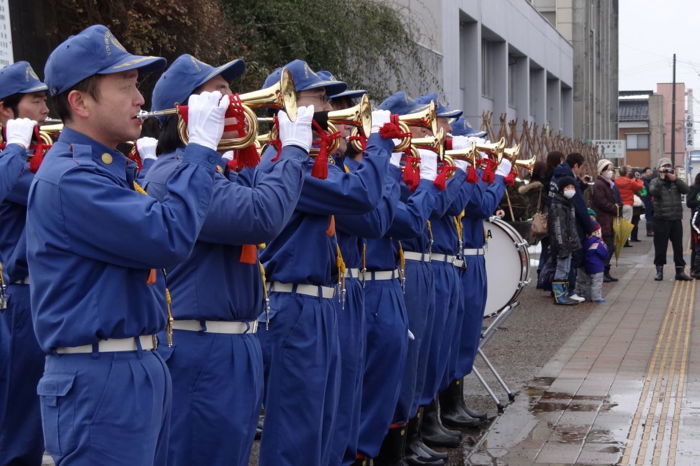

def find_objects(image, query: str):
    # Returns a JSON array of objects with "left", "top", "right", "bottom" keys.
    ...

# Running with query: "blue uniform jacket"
[
  {"left": 336, "top": 157, "right": 397, "bottom": 268},
  {"left": 0, "top": 145, "right": 33, "bottom": 282},
  {"left": 461, "top": 174, "right": 506, "bottom": 248},
  {"left": 26, "top": 128, "right": 219, "bottom": 351},
  {"left": 397, "top": 167, "right": 462, "bottom": 253},
  {"left": 142, "top": 145, "right": 307, "bottom": 321},
  {"left": 429, "top": 170, "right": 474, "bottom": 254},
  {"left": 259, "top": 133, "right": 392, "bottom": 286}
]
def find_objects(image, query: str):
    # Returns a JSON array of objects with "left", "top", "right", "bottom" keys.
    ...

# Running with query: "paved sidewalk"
[{"left": 465, "top": 236, "right": 699, "bottom": 465}]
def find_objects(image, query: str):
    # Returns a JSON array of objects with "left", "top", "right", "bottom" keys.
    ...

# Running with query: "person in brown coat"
[{"left": 590, "top": 159, "right": 618, "bottom": 282}]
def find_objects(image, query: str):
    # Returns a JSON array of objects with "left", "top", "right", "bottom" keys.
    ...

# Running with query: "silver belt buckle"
[{"left": 0, "top": 284, "right": 7, "bottom": 310}]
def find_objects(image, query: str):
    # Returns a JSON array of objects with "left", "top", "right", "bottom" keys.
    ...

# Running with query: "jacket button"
[{"left": 101, "top": 153, "right": 113, "bottom": 165}]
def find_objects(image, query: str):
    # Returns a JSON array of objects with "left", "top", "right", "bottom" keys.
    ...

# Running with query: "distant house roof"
[{"left": 619, "top": 99, "right": 649, "bottom": 122}]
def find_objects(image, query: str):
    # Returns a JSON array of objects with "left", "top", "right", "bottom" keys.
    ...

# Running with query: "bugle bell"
[
  {"left": 394, "top": 101, "right": 439, "bottom": 152},
  {"left": 513, "top": 156, "right": 537, "bottom": 176},
  {"left": 475, "top": 137, "right": 506, "bottom": 157},
  {"left": 328, "top": 94, "right": 372, "bottom": 152},
  {"left": 411, "top": 127, "right": 445, "bottom": 159}
]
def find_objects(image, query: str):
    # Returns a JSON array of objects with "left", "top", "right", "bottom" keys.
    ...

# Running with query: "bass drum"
[{"left": 483, "top": 217, "right": 531, "bottom": 317}]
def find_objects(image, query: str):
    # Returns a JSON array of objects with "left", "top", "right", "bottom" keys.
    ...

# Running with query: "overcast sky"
[{"left": 619, "top": 0, "right": 699, "bottom": 100}]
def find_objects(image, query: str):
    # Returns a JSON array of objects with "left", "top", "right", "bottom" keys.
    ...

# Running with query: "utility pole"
[{"left": 671, "top": 53, "right": 676, "bottom": 166}]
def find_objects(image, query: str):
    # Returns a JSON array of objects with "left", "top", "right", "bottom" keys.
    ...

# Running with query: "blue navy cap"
[
  {"left": 415, "top": 93, "right": 462, "bottom": 118},
  {"left": 451, "top": 116, "right": 487, "bottom": 137},
  {"left": 44, "top": 24, "right": 166, "bottom": 96},
  {"left": 317, "top": 71, "right": 367, "bottom": 100},
  {"left": 262, "top": 60, "right": 346, "bottom": 96},
  {"left": 379, "top": 91, "right": 425, "bottom": 115},
  {"left": 0, "top": 61, "right": 48, "bottom": 99},
  {"left": 152, "top": 54, "right": 245, "bottom": 113}
]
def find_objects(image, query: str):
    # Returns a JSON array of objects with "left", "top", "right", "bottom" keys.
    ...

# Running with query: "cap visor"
[
  {"left": 206, "top": 59, "right": 246, "bottom": 84},
  {"left": 103, "top": 54, "right": 167, "bottom": 75},
  {"left": 331, "top": 89, "right": 367, "bottom": 100},
  {"left": 302, "top": 80, "right": 348, "bottom": 97},
  {"left": 438, "top": 109, "right": 463, "bottom": 118}
]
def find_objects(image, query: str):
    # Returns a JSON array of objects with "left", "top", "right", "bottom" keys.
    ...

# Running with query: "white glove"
[
  {"left": 221, "top": 150, "right": 234, "bottom": 161},
  {"left": 454, "top": 160, "right": 470, "bottom": 172},
  {"left": 279, "top": 105, "right": 314, "bottom": 152},
  {"left": 451, "top": 135, "right": 472, "bottom": 151},
  {"left": 187, "top": 91, "right": 229, "bottom": 151},
  {"left": 390, "top": 152, "right": 403, "bottom": 168},
  {"left": 371, "top": 110, "right": 391, "bottom": 134},
  {"left": 5, "top": 118, "right": 36, "bottom": 149},
  {"left": 418, "top": 149, "right": 438, "bottom": 181},
  {"left": 496, "top": 159, "right": 512, "bottom": 177},
  {"left": 135, "top": 137, "right": 158, "bottom": 160}
]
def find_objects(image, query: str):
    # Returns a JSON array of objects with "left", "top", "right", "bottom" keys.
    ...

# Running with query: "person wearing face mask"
[
  {"left": 548, "top": 176, "right": 581, "bottom": 305},
  {"left": 576, "top": 221, "right": 608, "bottom": 302},
  {"left": 591, "top": 160, "right": 619, "bottom": 283}
]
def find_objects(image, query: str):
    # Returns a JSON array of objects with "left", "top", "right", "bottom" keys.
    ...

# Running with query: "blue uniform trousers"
[
  {"left": 158, "top": 329, "right": 263, "bottom": 466},
  {"left": 37, "top": 349, "right": 171, "bottom": 465},
  {"left": 395, "top": 260, "right": 433, "bottom": 422},
  {"left": 0, "top": 284, "right": 44, "bottom": 465},
  {"left": 357, "top": 278, "right": 407, "bottom": 458},
  {"left": 329, "top": 278, "right": 366, "bottom": 466},
  {"left": 422, "top": 262, "right": 461, "bottom": 403},
  {"left": 442, "top": 266, "right": 465, "bottom": 390},
  {"left": 453, "top": 255, "right": 487, "bottom": 379},
  {"left": 257, "top": 292, "right": 341, "bottom": 466}
]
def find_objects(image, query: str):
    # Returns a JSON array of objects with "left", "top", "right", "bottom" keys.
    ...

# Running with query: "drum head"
[{"left": 483, "top": 218, "right": 530, "bottom": 317}]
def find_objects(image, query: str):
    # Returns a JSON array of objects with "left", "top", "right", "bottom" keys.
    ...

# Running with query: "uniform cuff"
[{"left": 182, "top": 143, "right": 222, "bottom": 170}]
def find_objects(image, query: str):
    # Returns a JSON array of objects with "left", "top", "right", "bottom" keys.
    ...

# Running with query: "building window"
[
  {"left": 626, "top": 133, "right": 649, "bottom": 150},
  {"left": 482, "top": 41, "right": 493, "bottom": 98}
]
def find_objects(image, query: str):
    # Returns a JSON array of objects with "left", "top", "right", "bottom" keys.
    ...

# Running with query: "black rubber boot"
[
  {"left": 603, "top": 272, "right": 618, "bottom": 282},
  {"left": 655, "top": 265, "right": 663, "bottom": 281},
  {"left": 675, "top": 266, "right": 692, "bottom": 281},
  {"left": 439, "top": 379, "right": 484, "bottom": 428},
  {"left": 375, "top": 425, "right": 409, "bottom": 466},
  {"left": 421, "top": 400, "right": 462, "bottom": 448},
  {"left": 405, "top": 408, "right": 448, "bottom": 464}
]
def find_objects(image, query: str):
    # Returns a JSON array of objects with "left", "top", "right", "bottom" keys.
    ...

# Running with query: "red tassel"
[
  {"left": 224, "top": 94, "right": 247, "bottom": 136},
  {"left": 481, "top": 159, "right": 497, "bottom": 184},
  {"left": 226, "top": 158, "right": 238, "bottom": 172},
  {"left": 269, "top": 116, "right": 283, "bottom": 162},
  {"left": 379, "top": 115, "right": 411, "bottom": 140},
  {"left": 348, "top": 134, "right": 367, "bottom": 152},
  {"left": 239, "top": 244, "right": 258, "bottom": 264},
  {"left": 28, "top": 144, "right": 45, "bottom": 173},
  {"left": 505, "top": 171, "right": 516, "bottom": 187},
  {"left": 235, "top": 144, "right": 260, "bottom": 169},
  {"left": 177, "top": 104, "right": 188, "bottom": 124},
  {"left": 466, "top": 165, "right": 478, "bottom": 184},
  {"left": 445, "top": 138, "right": 453, "bottom": 151},
  {"left": 310, "top": 120, "right": 340, "bottom": 179},
  {"left": 127, "top": 145, "right": 143, "bottom": 171},
  {"left": 433, "top": 164, "right": 455, "bottom": 191}
]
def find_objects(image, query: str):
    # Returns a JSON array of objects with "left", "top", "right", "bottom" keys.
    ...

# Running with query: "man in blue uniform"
[
  {"left": 447, "top": 132, "right": 512, "bottom": 425},
  {"left": 256, "top": 59, "right": 394, "bottom": 466},
  {"left": 0, "top": 60, "right": 50, "bottom": 466},
  {"left": 142, "top": 54, "right": 312, "bottom": 466},
  {"left": 26, "top": 24, "right": 227, "bottom": 465}
]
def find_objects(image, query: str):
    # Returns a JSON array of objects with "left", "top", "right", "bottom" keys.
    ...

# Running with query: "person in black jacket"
[
  {"left": 549, "top": 153, "right": 594, "bottom": 301},
  {"left": 649, "top": 158, "right": 692, "bottom": 281},
  {"left": 687, "top": 172, "right": 700, "bottom": 278},
  {"left": 549, "top": 176, "right": 581, "bottom": 305}
]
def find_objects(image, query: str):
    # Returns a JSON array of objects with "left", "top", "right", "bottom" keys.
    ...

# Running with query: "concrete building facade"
[
  {"left": 531, "top": 0, "right": 619, "bottom": 141},
  {"left": 388, "top": 0, "right": 575, "bottom": 137}
]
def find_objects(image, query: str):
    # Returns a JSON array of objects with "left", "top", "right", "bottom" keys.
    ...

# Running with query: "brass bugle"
[
  {"left": 475, "top": 137, "right": 506, "bottom": 156},
  {"left": 328, "top": 94, "right": 372, "bottom": 140},
  {"left": 501, "top": 144, "right": 520, "bottom": 161},
  {"left": 513, "top": 156, "right": 537, "bottom": 175},
  {"left": 137, "top": 68, "right": 297, "bottom": 151},
  {"left": 411, "top": 127, "right": 445, "bottom": 159},
  {"left": 393, "top": 101, "right": 439, "bottom": 152}
]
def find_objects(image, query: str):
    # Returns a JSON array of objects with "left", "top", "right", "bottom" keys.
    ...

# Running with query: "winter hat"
[
  {"left": 591, "top": 221, "right": 601, "bottom": 231},
  {"left": 657, "top": 157, "right": 672, "bottom": 169},
  {"left": 597, "top": 159, "right": 612, "bottom": 175},
  {"left": 557, "top": 176, "right": 576, "bottom": 192}
]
